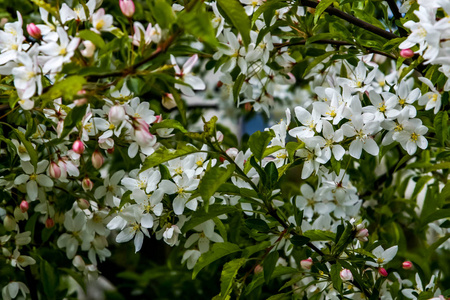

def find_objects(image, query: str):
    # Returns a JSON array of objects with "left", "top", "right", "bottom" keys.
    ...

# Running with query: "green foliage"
[
  {"left": 217, "top": 0, "right": 251, "bottom": 47},
  {"left": 193, "top": 242, "right": 241, "bottom": 279}
]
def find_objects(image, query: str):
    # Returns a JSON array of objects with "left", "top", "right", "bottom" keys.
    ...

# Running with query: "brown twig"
[
  {"left": 385, "top": 0, "right": 408, "bottom": 37},
  {"left": 299, "top": 0, "right": 399, "bottom": 40}
]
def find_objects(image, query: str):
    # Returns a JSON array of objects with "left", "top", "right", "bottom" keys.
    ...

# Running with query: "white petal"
[
  {"left": 116, "top": 227, "right": 135, "bottom": 243},
  {"left": 134, "top": 231, "right": 144, "bottom": 252}
]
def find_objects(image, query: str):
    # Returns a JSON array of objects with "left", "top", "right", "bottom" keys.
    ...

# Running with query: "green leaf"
[
  {"left": 353, "top": 248, "right": 376, "bottom": 259},
  {"left": 245, "top": 267, "right": 298, "bottom": 295},
  {"left": 245, "top": 218, "right": 270, "bottom": 233},
  {"left": 148, "top": 0, "right": 175, "bottom": 29},
  {"left": 141, "top": 143, "right": 198, "bottom": 172},
  {"left": 290, "top": 235, "right": 311, "bottom": 247},
  {"left": 233, "top": 74, "right": 245, "bottom": 103},
  {"left": 333, "top": 221, "right": 354, "bottom": 256},
  {"left": 294, "top": 208, "right": 304, "bottom": 229},
  {"left": 220, "top": 258, "right": 246, "bottom": 299},
  {"left": 183, "top": 205, "right": 238, "bottom": 232},
  {"left": 178, "top": 2, "right": 218, "bottom": 47},
  {"left": 248, "top": 130, "right": 275, "bottom": 162},
  {"left": 262, "top": 145, "right": 283, "bottom": 158},
  {"left": 422, "top": 209, "right": 450, "bottom": 225},
  {"left": 193, "top": 242, "right": 241, "bottom": 279},
  {"left": 412, "top": 176, "right": 432, "bottom": 200},
  {"left": 42, "top": 76, "right": 86, "bottom": 105},
  {"left": 14, "top": 129, "right": 38, "bottom": 170},
  {"left": 314, "top": 0, "right": 334, "bottom": 23},
  {"left": 151, "top": 119, "right": 187, "bottom": 133},
  {"left": 264, "top": 161, "right": 278, "bottom": 188},
  {"left": 242, "top": 241, "right": 271, "bottom": 258},
  {"left": 78, "top": 30, "right": 105, "bottom": 48},
  {"left": 264, "top": 250, "right": 279, "bottom": 283},
  {"left": 434, "top": 111, "right": 448, "bottom": 146},
  {"left": 40, "top": 259, "right": 58, "bottom": 300},
  {"left": 60, "top": 104, "right": 87, "bottom": 139},
  {"left": 217, "top": 0, "right": 251, "bottom": 47},
  {"left": 303, "top": 230, "right": 336, "bottom": 241},
  {"left": 199, "top": 164, "right": 236, "bottom": 211},
  {"left": 251, "top": 0, "right": 285, "bottom": 25},
  {"left": 303, "top": 52, "right": 335, "bottom": 77},
  {"left": 330, "top": 262, "right": 343, "bottom": 293}
]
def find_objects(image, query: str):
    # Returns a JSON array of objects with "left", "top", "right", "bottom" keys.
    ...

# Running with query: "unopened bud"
[
  {"left": 49, "top": 161, "right": 61, "bottom": 179},
  {"left": 355, "top": 228, "right": 369, "bottom": 242},
  {"left": 400, "top": 48, "right": 414, "bottom": 59},
  {"left": 300, "top": 257, "right": 313, "bottom": 270},
  {"left": 119, "top": 0, "right": 135, "bottom": 18},
  {"left": 340, "top": 269, "right": 353, "bottom": 281},
  {"left": 155, "top": 114, "right": 163, "bottom": 123},
  {"left": 72, "top": 140, "right": 85, "bottom": 154},
  {"left": 378, "top": 267, "right": 388, "bottom": 277},
  {"left": 254, "top": 264, "right": 263, "bottom": 274},
  {"left": 217, "top": 81, "right": 223, "bottom": 88},
  {"left": 27, "top": 23, "right": 41, "bottom": 40},
  {"left": 77, "top": 198, "right": 90, "bottom": 210},
  {"left": 20, "top": 200, "right": 29, "bottom": 213},
  {"left": 81, "top": 40, "right": 95, "bottom": 58},
  {"left": 162, "top": 93, "right": 177, "bottom": 109},
  {"left": 108, "top": 105, "right": 126, "bottom": 126},
  {"left": 91, "top": 150, "right": 104, "bottom": 169},
  {"left": 219, "top": 156, "right": 225, "bottom": 163},
  {"left": 402, "top": 261, "right": 413, "bottom": 270},
  {"left": 74, "top": 90, "right": 87, "bottom": 106},
  {"left": 4, "top": 215, "right": 16, "bottom": 231},
  {"left": 226, "top": 148, "right": 239, "bottom": 159},
  {"left": 107, "top": 147, "right": 115, "bottom": 154},
  {"left": 45, "top": 217, "right": 54, "bottom": 228},
  {"left": 82, "top": 177, "right": 94, "bottom": 191}
]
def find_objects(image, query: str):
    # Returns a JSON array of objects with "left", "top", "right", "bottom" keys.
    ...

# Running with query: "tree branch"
[
  {"left": 299, "top": 0, "right": 399, "bottom": 40},
  {"left": 385, "top": 0, "right": 408, "bottom": 37}
]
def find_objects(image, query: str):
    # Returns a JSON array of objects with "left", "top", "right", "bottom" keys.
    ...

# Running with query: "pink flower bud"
[
  {"left": 400, "top": 48, "right": 414, "bottom": 58},
  {"left": 340, "top": 269, "right": 353, "bottom": 281},
  {"left": 4, "top": 215, "right": 16, "bottom": 231},
  {"left": 226, "top": 148, "right": 239, "bottom": 159},
  {"left": 155, "top": 114, "right": 163, "bottom": 123},
  {"left": 49, "top": 161, "right": 61, "bottom": 179},
  {"left": 162, "top": 93, "right": 177, "bottom": 109},
  {"left": 254, "top": 264, "right": 263, "bottom": 274},
  {"left": 300, "top": 257, "right": 313, "bottom": 270},
  {"left": 77, "top": 198, "right": 90, "bottom": 210},
  {"left": 134, "top": 127, "right": 155, "bottom": 146},
  {"left": 402, "top": 261, "right": 413, "bottom": 270},
  {"left": 72, "top": 140, "right": 85, "bottom": 154},
  {"left": 45, "top": 217, "right": 54, "bottom": 229},
  {"left": 378, "top": 267, "right": 388, "bottom": 277},
  {"left": 74, "top": 90, "right": 87, "bottom": 106},
  {"left": 108, "top": 105, "right": 126, "bottom": 126},
  {"left": 119, "top": 0, "right": 135, "bottom": 18},
  {"left": 82, "top": 177, "right": 94, "bottom": 191},
  {"left": 91, "top": 150, "right": 104, "bottom": 169},
  {"left": 107, "top": 147, "right": 115, "bottom": 154},
  {"left": 355, "top": 228, "right": 369, "bottom": 242},
  {"left": 20, "top": 200, "right": 29, "bottom": 213},
  {"left": 27, "top": 23, "right": 41, "bottom": 40}
]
